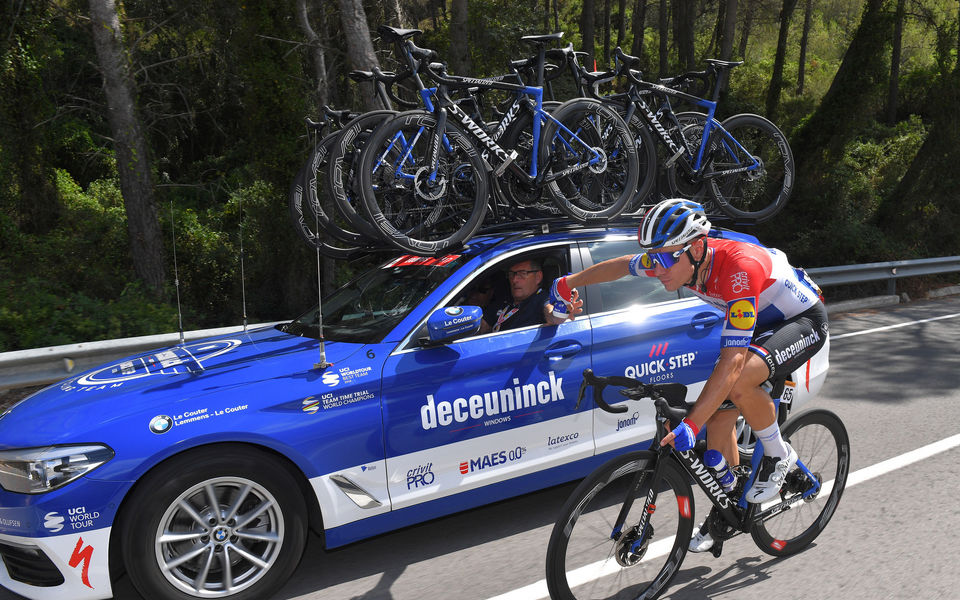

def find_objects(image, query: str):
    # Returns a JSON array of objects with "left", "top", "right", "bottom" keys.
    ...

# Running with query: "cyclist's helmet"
[{"left": 637, "top": 199, "right": 711, "bottom": 249}]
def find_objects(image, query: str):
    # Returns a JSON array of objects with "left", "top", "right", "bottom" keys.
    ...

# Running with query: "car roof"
[{"left": 458, "top": 222, "right": 638, "bottom": 259}]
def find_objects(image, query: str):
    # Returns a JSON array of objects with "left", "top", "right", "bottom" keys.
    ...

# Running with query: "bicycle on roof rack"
[
  {"left": 354, "top": 29, "right": 640, "bottom": 255},
  {"left": 545, "top": 368, "right": 849, "bottom": 600}
]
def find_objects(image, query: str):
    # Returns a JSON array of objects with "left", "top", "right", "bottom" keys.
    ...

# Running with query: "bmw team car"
[{"left": 0, "top": 225, "right": 829, "bottom": 600}]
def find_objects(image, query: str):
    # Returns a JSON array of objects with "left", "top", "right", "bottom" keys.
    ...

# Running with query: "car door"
[
  {"left": 379, "top": 243, "right": 593, "bottom": 512},
  {"left": 578, "top": 236, "right": 724, "bottom": 454}
]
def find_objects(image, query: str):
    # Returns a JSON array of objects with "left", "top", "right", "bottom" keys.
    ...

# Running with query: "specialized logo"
[
  {"left": 727, "top": 298, "right": 757, "bottom": 330},
  {"left": 149, "top": 415, "right": 173, "bottom": 434},
  {"left": 43, "top": 512, "right": 65, "bottom": 533},
  {"left": 420, "top": 372, "right": 565, "bottom": 430},
  {"left": 459, "top": 446, "right": 526, "bottom": 474},
  {"left": 68, "top": 537, "right": 94, "bottom": 589},
  {"left": 678, "top": 449, "right": 732, "bottom": 509},
  {"left": 406, "top": 463, "right": 435, "bottom": 489}
]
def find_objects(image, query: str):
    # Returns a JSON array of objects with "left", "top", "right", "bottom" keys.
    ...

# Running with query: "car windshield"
[{"left": 282, "top": 254, "right": 467, "bottom": 344}]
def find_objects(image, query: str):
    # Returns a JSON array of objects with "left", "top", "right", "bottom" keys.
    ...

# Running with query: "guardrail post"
[{"left": 888, "top": 268, "right": 897, "bottom": 296}]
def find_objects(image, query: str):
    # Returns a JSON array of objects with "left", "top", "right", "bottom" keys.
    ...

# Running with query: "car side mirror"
[{"left": 420, "top": 306, "right": 483, "bottom": 346}]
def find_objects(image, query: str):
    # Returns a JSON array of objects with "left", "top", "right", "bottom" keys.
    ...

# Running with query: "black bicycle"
[{"left": 545, "top": 369, "right": 849, "bottom": 600}]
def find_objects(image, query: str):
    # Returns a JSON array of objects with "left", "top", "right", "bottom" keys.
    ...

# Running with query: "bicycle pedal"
[
  {"left": 493, "top": 150, "right": 519, "bottom": 177},
  {"left": 663, "top": 148, "right": 685, "bottom": 168},
  {"left": 709, "top": 539, "right": 724, "bottom": 558}
]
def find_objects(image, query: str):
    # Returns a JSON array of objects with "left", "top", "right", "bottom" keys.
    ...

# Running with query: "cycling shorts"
[
  {"left": 748, "top": 302, "right": 828, "bottom": 381},
  {"left": 717, "top": 302, "right": 828, "bottom": 409}
]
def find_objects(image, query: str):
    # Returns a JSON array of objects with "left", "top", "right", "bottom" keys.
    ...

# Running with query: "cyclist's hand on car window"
[
  {"left": 545, "top": 288, "right": 582, "bottom": 324},
  {"left": 661, "top": 418, "right": 699, "bottom": 451}
]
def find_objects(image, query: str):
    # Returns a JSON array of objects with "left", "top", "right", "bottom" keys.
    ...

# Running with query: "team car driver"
[{"left": 546, "top": 198, "right": 828, "bottom": 553}]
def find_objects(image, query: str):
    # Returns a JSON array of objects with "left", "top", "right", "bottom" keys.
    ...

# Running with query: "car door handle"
[
  {"left": 544, "top": 342, "right": 583, "bottom": 360},
  {"left": 691, "top": 313, "right": 722, "bottom": 330}
]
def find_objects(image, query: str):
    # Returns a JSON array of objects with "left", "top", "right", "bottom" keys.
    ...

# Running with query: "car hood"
[{"left": 0, "top": 325, "right": 364, "bottom": 447}]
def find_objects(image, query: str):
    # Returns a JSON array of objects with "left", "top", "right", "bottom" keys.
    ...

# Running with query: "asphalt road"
[{"left": 3, "top": 296, "right": 960, "bottom": 600}]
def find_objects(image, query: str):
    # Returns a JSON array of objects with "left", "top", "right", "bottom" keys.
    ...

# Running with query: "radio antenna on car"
[
  {"left": 313, "top": 190, "right": 331, "bottom": 370},
  {"left": 238, "top": 190, "right": 248, "bottom": 332},
  {"left": 170, "top": 200, "right": 185, "bottom": 345}
]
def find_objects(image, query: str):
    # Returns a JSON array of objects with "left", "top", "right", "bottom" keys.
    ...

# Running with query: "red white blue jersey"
[{"left": 631, "top": 238, "right": 822, "bottom": 348}]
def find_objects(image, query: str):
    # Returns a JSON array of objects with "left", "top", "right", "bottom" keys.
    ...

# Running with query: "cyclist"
[{"left": 547, "top": 198, "right": 828, "bottom": 552}]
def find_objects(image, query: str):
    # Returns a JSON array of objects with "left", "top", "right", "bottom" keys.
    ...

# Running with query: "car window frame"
[
  {"left": 577, "top": 235, "right": 683, "bottom": 317},
  {"left": 394, "top": 240, "right": 583, "bottom": 353}
]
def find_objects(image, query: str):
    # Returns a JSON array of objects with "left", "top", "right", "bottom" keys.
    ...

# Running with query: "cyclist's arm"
[{"left": 565, "top": 254, "right": 637, "bottom": 288}]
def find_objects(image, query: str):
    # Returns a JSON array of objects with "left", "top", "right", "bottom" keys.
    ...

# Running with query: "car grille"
[{"left": 0, "top": 541, "right": 64, "bottom": 587}]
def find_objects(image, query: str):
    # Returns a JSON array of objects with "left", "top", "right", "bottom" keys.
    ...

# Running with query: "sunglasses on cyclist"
[{"left": 640, "top": 244, "right": 691, "bottom": 269}]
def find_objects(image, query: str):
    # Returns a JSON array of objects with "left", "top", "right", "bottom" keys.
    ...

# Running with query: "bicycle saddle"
[
  {"left": 377, "top": 25, "right": 422, "bottom": 42},
  {"left": 521, "top": 32, "right": 565, "bottom": 45}
]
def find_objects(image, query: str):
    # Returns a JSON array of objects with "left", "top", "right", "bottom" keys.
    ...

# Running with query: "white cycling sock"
[{"left": 754, "top": 423, "right": 789, "bottom": 460}]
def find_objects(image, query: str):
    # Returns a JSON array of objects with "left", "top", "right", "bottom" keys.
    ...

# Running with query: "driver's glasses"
[
  {"left": 506, "top": 269, "right": 540, "bottom": 280},
  {"left": 640, "top": 244, "right": 690, "bottom": 269}
]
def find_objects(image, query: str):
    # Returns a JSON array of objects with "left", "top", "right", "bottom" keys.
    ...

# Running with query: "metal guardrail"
[{"left": 1, "top": 257, "right": 958, "bottom": 393}]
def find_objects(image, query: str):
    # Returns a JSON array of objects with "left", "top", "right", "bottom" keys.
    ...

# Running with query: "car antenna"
[
  {"left": 170, "top": 199, "right": 185, "bottom": 346},
  {"left": 238, "top": 189, "right": 248, "bottom": 332},
  {"left": 313, "top": 194, "right": 331, "bottom": 370}
]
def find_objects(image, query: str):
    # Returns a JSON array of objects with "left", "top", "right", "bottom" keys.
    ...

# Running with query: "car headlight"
[{"left": 0, "top": 445, "right": 115, "bottom": 494}]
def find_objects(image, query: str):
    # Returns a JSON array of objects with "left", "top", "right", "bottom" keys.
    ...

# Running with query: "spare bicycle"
[{"left": 545, "top": 369, "right": 849, "bottom": 600}]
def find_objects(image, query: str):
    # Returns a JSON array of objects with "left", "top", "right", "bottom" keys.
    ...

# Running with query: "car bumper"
[{"left": 0, "top": 527, "right": 113, "bottom": 600}]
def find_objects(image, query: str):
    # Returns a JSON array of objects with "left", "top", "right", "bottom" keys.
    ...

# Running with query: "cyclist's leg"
[{"left": 704, "top": 406, "right": 740, "bottom": 466}]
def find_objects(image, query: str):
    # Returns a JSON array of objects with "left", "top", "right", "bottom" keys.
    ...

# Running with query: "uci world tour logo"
[{"left": 322, "top": 372, "right": 340, "bottom": 387}]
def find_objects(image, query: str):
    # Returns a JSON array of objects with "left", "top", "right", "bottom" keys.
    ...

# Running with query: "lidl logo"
[{"left": 727, "top": 298, "right": 757, "bottom": 330}]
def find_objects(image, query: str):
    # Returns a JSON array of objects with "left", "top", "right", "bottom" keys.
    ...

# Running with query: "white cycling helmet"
[{"left": 637, "top": 198, "right": 711, "bottom": 249}]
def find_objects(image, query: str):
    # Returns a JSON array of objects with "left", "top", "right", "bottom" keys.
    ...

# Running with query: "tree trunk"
[
  {"left": 337, "top": 0, "right": 380, "bottom": 111},
  {"left": 796, "top": 0, "right": 812, "bottom": 95},
  {"left": 88, "top": 0, "right": 165, "bottom": 299},
  {"left": 886, "top": 0, "right": 905, "bottom": 124},
  {"left": 581, "top": 0, "right": 596, "bottom": 67},
  {"left": 718, "top": 0, "right": 737, "bottom": 94},
  {"left": 673, "top": 0, "right": 695, "bottom": 70},
  {"left": 389, "top": 0, "right": 406, "bottom": 26},
  {"left": 544, "top": 0, "right": 551, "bottom": 32},
  {"left": 631, "top": 0, "right": 647, "bottom": 61},
  {"left": 617, "top": 0, "right": 627, "bottom": 48},
  {"left": 296, "top": 0, "right": 329, "bottom": 107},
  {"left": 765, "top": 0, "right": 798, "bottom": 119},
  {"left": 449, "top": 0, "right": 470, "bottom": 75},
  {"left": 553, "top": 0, "right": 560, "bottom": 32},
  {"left": 603, "top": 0, "right": 611, "bottom": 63},
  {"left": 658, "top": 0, "right": 668, "bottom": 76},
  {"left": 737, "top": 0, "right": 755, "bottom": 59}
]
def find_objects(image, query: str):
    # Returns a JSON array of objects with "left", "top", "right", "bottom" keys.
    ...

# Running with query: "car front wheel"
[{"left": 120, "top": 446, "right": 308, "bottom": 600}]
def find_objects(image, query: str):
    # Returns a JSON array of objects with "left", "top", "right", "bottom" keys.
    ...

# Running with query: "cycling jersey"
[{"left": 629, "top": 238, "right": 823, "bottom": 349}]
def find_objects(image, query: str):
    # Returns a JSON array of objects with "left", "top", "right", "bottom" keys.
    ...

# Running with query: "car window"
[
  {"left": 584, "top": 239, "right": 679, "bottom": 313},
  {"left": 284, "top": 254, "right": 467, "bottom": 344}
]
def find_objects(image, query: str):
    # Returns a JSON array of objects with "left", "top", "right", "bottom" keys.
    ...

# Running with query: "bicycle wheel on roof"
[
  {"left": 540, "top": 99, "right": 640, "bottom": 222},
  {"left": 357, "top": 110, "right": 488, "bottom": 255}
]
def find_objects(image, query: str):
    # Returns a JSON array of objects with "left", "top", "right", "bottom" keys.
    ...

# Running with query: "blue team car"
[{"left": 0, "top": 225, "right": 829, "bottom": 600}]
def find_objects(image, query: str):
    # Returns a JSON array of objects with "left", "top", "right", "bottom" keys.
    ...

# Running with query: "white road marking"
[
  {"left": 831, "top": 312, "right": 960, "bottom": 340},
  {"left": 486, "top": 432, "right": 960, "bottom": 600}
]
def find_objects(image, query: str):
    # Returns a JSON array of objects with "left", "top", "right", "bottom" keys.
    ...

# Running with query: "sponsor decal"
[
  {"left": 445, "top": 307, "right": 463, "bottom": 316},
  {"left": 624, "top": 347, "right": 697, "bottom": 382},
  {"left": 459, "top": 446, "right": 526, "bottom": 474},
  {"left": 726, "top": 298, "right": 757, "bottom": 331},
  {"left": 384, "top": 255, "right": 460, "bottom": 268},
  {"left": 301, "top": 397, "right": 320, "bottom": 413},
  {"left": 783, "top": 279, "right": 811, "bottom": 304},
  {"left": 148, "top": 404, "right": 248, "bottom": 433},
  {"left": 0, "top": 517, "right": 23, "bottom": 529},
  {"left": 406, "top": 463, "right": 435, "bottom": 489},
  {"left": 68, "top": 537, "right": 94, "bottom": 589},
  {"left": 316, "top": 388, "right": 375, "bottom": 410},
  {"left": 59, "top": 506, "right": 101, "bottom": 531},
  {"left": 149, "top": 415, "right": 173, "bottom": 434},
  {"left": 323, "top": 365, "right": 374, "bottom": 388},
  {"left": 616, "top": 412, "right": 641, "bottom": 432},
  {"left": 774, "top": 330, "right": 821, "bottom": 365},
  {"left": 43, "top": 512, "right": 65, "bottom": 533},
  {"left": 63, "top": 340, "right": 241, "bottom": 390},
  {"left": 730, "top": 271, "right": 751, "bottom": 294},
  {"left": 678, "top": 449, "right": 732, "bottom": 509},
  {"left": 420, "top": 372, "right": 565, "bottom": 430},
  {"left": 547, "top": 431, "right": 580, "bottom": 450}
]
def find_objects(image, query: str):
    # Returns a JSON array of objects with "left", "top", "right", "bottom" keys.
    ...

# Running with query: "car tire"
[{"left": 119, "top": 445, "right": 308, "bottom": 600}]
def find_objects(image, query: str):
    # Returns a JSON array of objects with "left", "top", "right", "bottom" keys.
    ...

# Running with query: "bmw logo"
[
  {"left": 149, "top": 415, "right": 173, "bottom": 434},
  {"left": 444, "top": 307, "right": 464, "bottom": 316}
]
